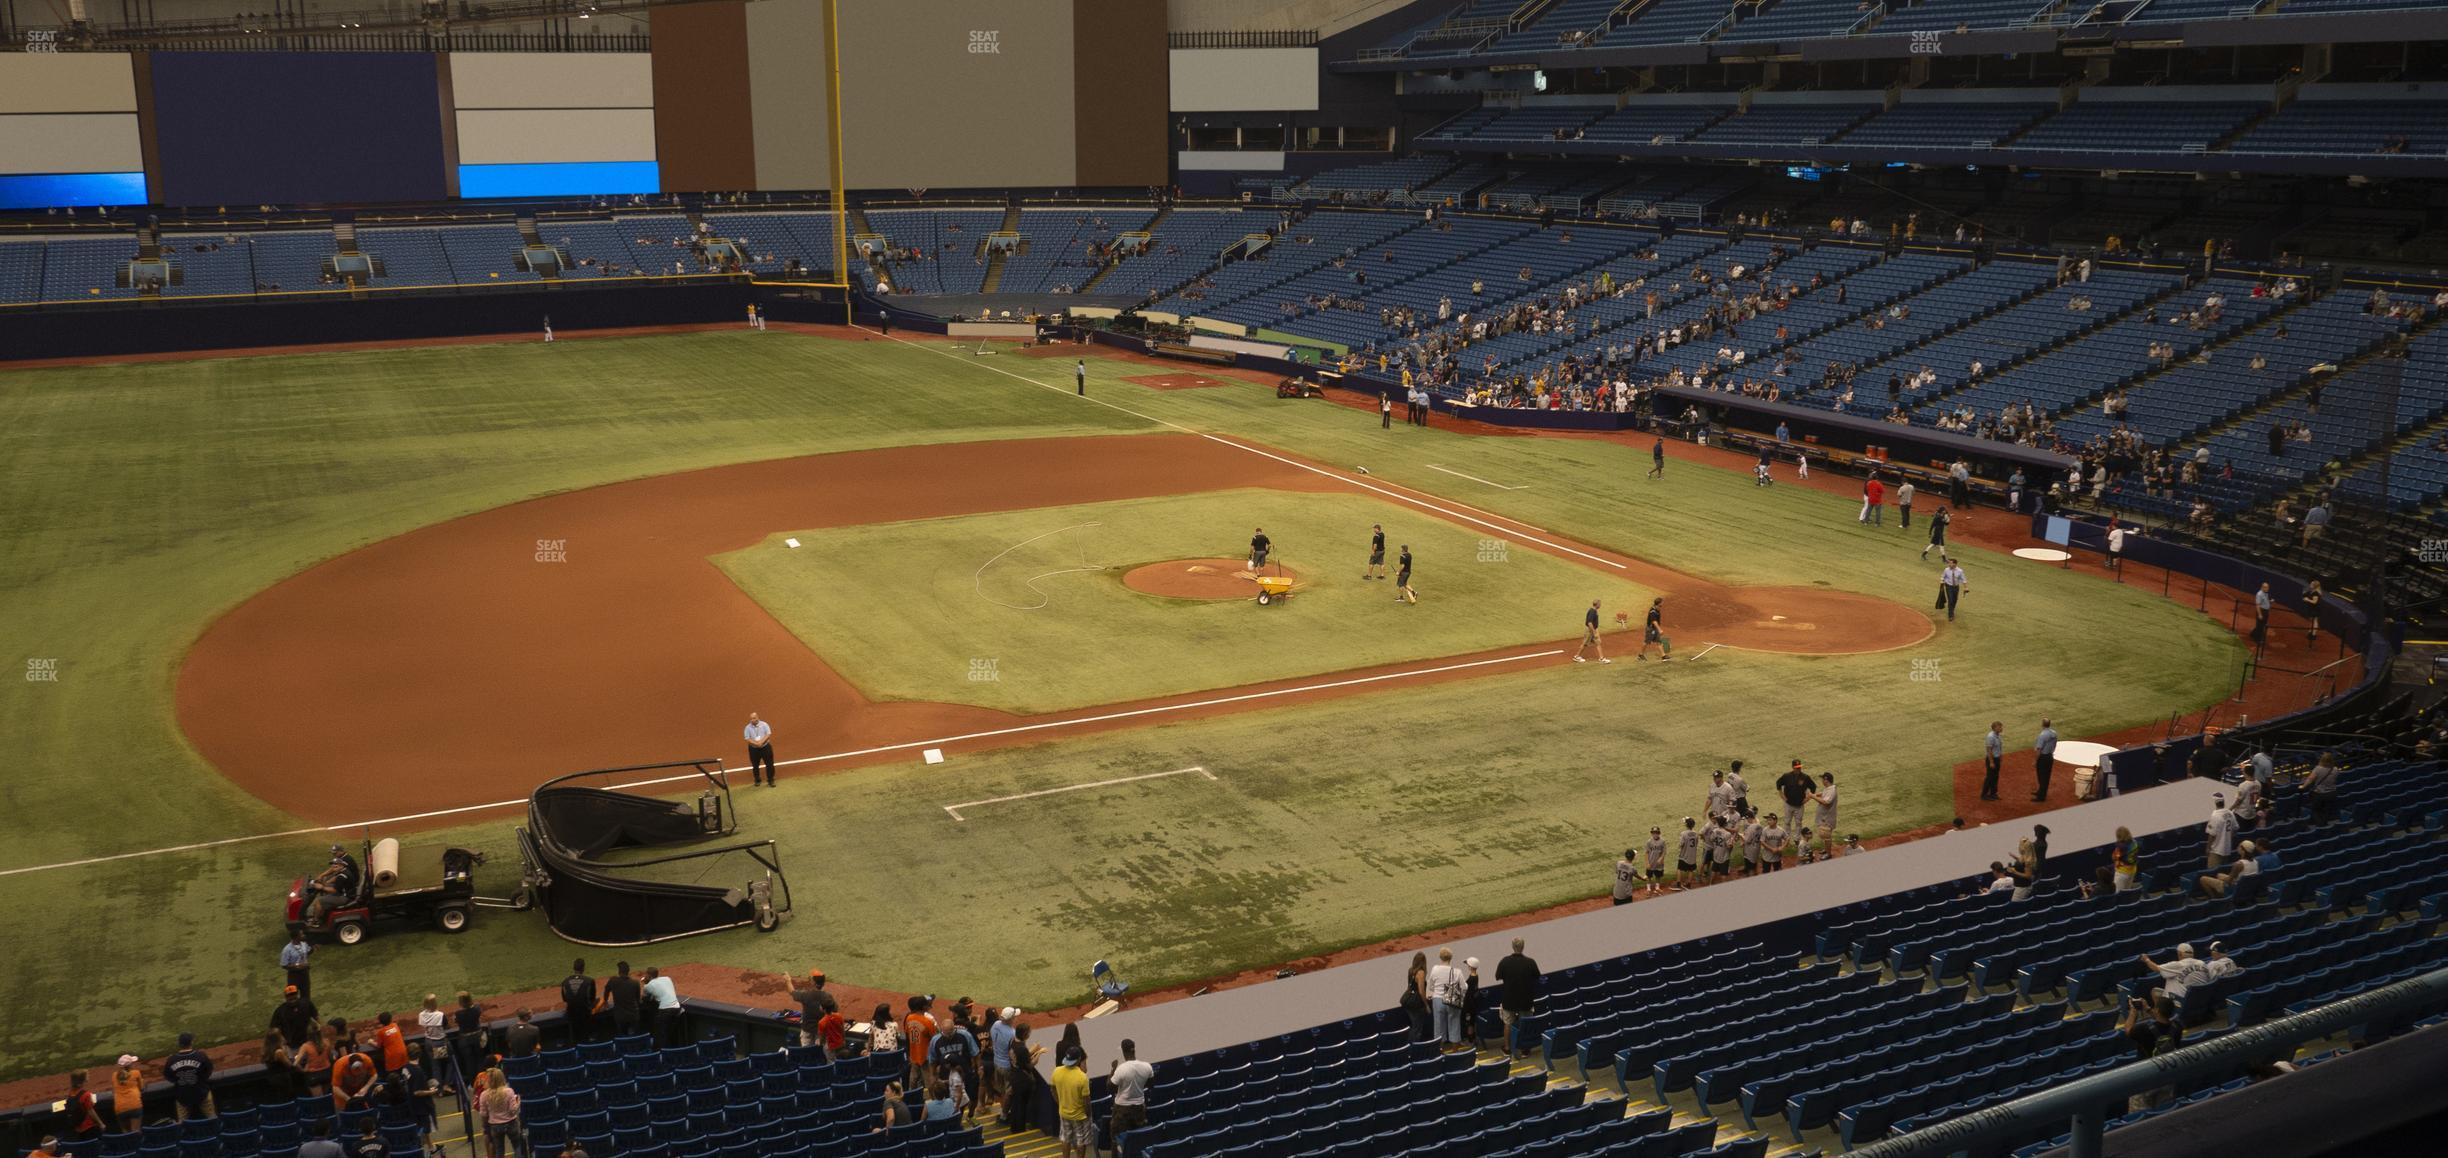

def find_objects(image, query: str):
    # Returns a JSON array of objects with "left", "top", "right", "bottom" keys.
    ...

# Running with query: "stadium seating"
[
  {"left": 997, "top": 208, "right": 1154, "bottom": 294},
  {"left": 1692, "top": 103, "right": 1883, "bottom": 148},
  {"left": 1600, "top": 0, "right": 1743, "bottom": 45},
  {"left": 2225, "top": 98, "right": 2448, "bottom": 157},
  {"left": 1486, "top": 0, "right": 1623, "bottom": 52},
  {"left": 2053, "top": 290, "right": 2409, "bottom": 447},
  {"left": 2194, "top": 327, "right": 2448, "bottom": 507},
  {"left": 1093, "top": 209, "right": 1263, "bottom": 301},
  {"left": 1829, "top": 102, "right": 2056, "bottom": 150},
  {"left": 0, "top": 238, "right": 49, "bottom": 304},
  {"left": 861, "top": 208, "right": 1005, "bottom": 295},
  {"left": 1148, "top": 209, "right": 1420, "bottom": 319},
  {"left": 37, "top": 237, "right": 138, "bottom": 301},
  {"left": 1919, "top": 276, "right": 2275, "bottom": 428},
  {"left": 1293, "top": 156, "right": 1469, "bottom": 199},
  {"left": 358, "top": 227, "right": 458, "bottom": 288},
  {"left": 1714, "top": 0, "right": 1880, "bottom": 42},
  {"left": 437, "top": 224, "right": 540, "bottom": 284},
  {"left": 1579, "top": 105, "right": 1735, "bottom": 146},
  {"left": 2006, "top": 100, "right": 2262, "bottom": 153},
  {"left": 1874, "top": 0, "right": 2058, "bottom": 33},
  {"left": 1775, "top": 259, "right": 2060, "bottom": 394}
]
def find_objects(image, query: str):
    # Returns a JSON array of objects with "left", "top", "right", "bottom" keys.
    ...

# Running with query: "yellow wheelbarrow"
[{"left": 1254, "top": 574, "right": 1298, "bottom": 605}]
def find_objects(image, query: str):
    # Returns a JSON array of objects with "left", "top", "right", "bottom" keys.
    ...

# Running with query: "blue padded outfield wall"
[{"left": 149, "top": 52, "right": 449, "bottom": 205}]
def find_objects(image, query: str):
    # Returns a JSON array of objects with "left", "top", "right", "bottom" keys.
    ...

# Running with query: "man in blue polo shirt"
[{"left": 744, "top": 712, "right": 776, "bottom": 787}]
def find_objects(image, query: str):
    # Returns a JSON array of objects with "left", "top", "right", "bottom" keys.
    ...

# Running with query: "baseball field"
[{"left": 0, "top": 325, "right": 2247, "bottom": 1081}]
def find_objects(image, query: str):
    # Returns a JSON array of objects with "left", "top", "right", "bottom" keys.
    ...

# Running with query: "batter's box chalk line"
[
  {"left": 973, "top": 521, "right": 1112, "bottom": 610},
  {"left": 943, "top": 765, "right": 1218, "bottom": 821}
]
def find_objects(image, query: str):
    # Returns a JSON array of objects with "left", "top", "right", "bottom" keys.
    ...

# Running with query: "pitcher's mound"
[{"left": 1123, "top": 558, "right": 1299, "bottom": 601}]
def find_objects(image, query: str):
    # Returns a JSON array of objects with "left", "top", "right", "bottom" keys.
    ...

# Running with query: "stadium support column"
[{"left": 825, "top": 0, "right": 850, "bottom": 326}]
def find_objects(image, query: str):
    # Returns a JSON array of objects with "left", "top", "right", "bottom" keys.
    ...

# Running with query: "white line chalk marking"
[
  {"left": 944, "top": 765, "right": 1216, "bottom": 821},
  {"left": 1426, "top": 463, "right": 1532, "bottom": 491},
  {"left": 0, "top": 648, "right": 1565, "bottom": 878},
  {"left": 1687, "top": 642, "right": 1726, "bottom": 662}
]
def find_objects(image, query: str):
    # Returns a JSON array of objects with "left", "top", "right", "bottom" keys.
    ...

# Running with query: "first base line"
[
  {"left": 943, "top": 765, "right": 1217, "bottom": 821},
  {"left": 0, "top": 648, "right": 1565, "bottom": 879}
]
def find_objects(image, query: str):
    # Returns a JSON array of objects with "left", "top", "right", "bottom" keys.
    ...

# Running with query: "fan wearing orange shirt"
[
  {"left": 901, "top": 996, "right": 939, "bottom": 1087},
  {"left": 373, "top": 1012, "right": 410, "bottom": 1074}
]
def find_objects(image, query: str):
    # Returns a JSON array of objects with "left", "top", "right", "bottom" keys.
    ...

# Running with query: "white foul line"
[
  {"left": 9, "top": 338, "right": 1607, "bottom": 879},
  {"left": 1426, "top": 463, "right": 1532, "bottom": 491},
  {"left": 866, "top": 329, "right": 1610, "bottom": 564},
  {"left": 944, "top": 765, "right": 1216, "bottom": 821},
  {"left": 0, "top": 648, "right": 1565, "bottom": 879},
  {"left": 1687, "top": 642, "right": 1726, "bottom": 662}
]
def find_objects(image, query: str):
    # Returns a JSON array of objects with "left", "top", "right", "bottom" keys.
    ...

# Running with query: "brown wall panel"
[
  {"left": 132, "top": 52, "right": 164, "bottom": 203},
  {"left": 1072, "top": 0, "right": 1170, "bottom": 188},
  {"left": 652, "top": 0, "right": 757, "bottom": 192}
]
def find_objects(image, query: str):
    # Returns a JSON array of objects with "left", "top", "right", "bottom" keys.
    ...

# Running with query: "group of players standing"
[{"left": 1612, "top": 760, "right": 1851, "bottom": 902}]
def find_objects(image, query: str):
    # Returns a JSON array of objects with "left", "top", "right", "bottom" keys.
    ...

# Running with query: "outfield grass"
[
  {"left": 0, "top": 331, "right": 2243, "bottom": 1079},
  {"left": 714, "top": 489, "right": 1658, "bottom": 712}
]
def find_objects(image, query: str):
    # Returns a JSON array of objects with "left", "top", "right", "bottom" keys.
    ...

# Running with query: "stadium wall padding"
[
  {"left": 742, "top": 0, "right": 831, "bottom": 191},
  {"left": 834, "top": 0, "right": 1077, "bottom": 190},
  {"left": 651, "top": 0, "right": 759, "bottom": 191},
  {"left": 148, "top": 52, "right": 450, "bottom": 205},
  {"left": 1074, "top": 0, "right": 1171, "bottom": 187}
]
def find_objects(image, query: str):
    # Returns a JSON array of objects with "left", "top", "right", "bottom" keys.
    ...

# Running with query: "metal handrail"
[{"left": 1854, "top": 966, "right": 2448, "bottom": 1158}]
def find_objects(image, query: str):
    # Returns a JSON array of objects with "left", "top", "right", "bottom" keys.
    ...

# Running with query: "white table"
[
  {"left": 2012, "top": 546, "right": 2073, "bottom": 568},
  {"left": 2054, "top": 740, "right": 2122, "bottom": 799}
]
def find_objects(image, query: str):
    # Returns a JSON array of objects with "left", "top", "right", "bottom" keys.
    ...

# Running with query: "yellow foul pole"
[{"left": 824, "top": 0, "right": 851, "bottom": 325}]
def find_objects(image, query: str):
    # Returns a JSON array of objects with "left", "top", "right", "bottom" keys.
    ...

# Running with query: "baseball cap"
[
  {"left": 117, "top": 1055, "right": 138, "bottom": 1067},
  {"left": 808, "top": 969, "right": 825, "bottom": 981},
  {"left": 2177, "top": 943, "right": 2195, "bottom": 956},
  {"left": 1464, "top": 956, "right": 1479, "bottom": 969},
  {"left": 285, "top": 984, "right": 299, "bottom": 995}
]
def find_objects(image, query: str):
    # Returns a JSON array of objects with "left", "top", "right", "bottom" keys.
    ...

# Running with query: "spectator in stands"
[
  {"left": 2206, "top": 793, "right": 2239, "bottom": 869},
  {"left": 271, "top": 984, "right": 318, "bottom": 1052},
  {"left": 2303, "top": 751, "right": 2341, "bottom": 823},
  {"left": 448, "top": 992, "right": 484, "bottom": 1090},
  {"left": 643, "top": 967, "right": 682, "bottom": 1046},
  {"left": 922, "top": 1077, "right": 958, "bottom": 1122},
  {"left": 2199, "top": 841, "right": 2261, "bottom": 899},
  {"left": 1109, "top": 1039, "right": 1152, "bottom": 1148},
  {"left": 1972, "top": 862, "right": 2015, "bottom": 898},
  {"left": 2140, "top": 943, "right": 2211, "bottom": 1019},
  {"left": 332, "top": 1045, "right": 377, "bottom": 1113},
  {"left": 502, "top": 1009, "right": 539, "bottom": 1058},
  {"left": 864, "top": 1002, "right": 900, "bottom": 1060},
  {"left": 165, "top": 1032, "right": 213, "bottom": 1120},
  {"left": 596, "top": 962, "right": 641, "bottom": 1041},
  {"left": 1052, "top": 1049, "right": 1093, "bottom": 1158},
  {"left": 902, "top": 996, "right": 939, "bottom": 1087},
  {"left": 788, "top": 969, "right": 836, "bottom": 1054},
  {"left": 111, "top": 1055, "right": 144, "bottom": 1132},
  {"left": 1494, "top": 938, "right": 1539, "bottom": 1060},
  {"left": 1402, "top": 952, "right": 1431, "bottom": 1041},
  {"left": 875, "top": 1079, "right": 912, "bottom": 1131},
  {"left": 297, "top": 1122, "right": 343, "bottom": 1158},
  {"left": 1428, "top": 948, "right": 1469, "bottom": 1050},
  {"left": 62, "top": 1071, "right": 102, "bottom": 1142}
]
